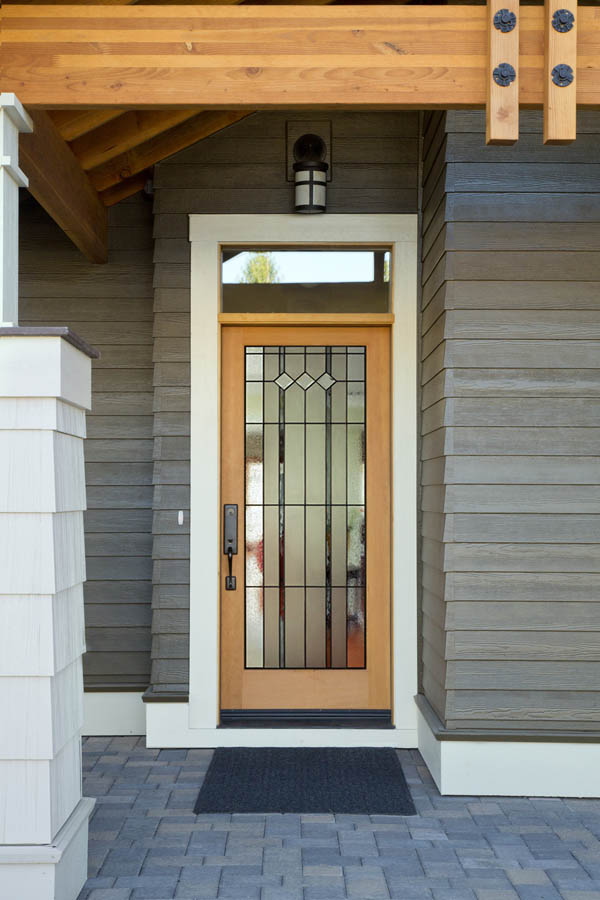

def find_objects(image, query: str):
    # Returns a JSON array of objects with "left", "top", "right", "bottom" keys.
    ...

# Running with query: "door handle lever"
[
  {"left": 226, "top": 546, "right": 236, "bottom": 591},
  {"left": 224, "top": 504, "right": 238, "bottom": 591}
]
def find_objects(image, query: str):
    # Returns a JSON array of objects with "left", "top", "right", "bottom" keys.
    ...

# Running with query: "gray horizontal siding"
[
  {"left": 420, "top": 112, "right": 447, "bottom": 724},
  {"left": 421, "top": 110, "right": 600, "bottom": 732},
  {"left": 19, "top": 195, "right": 154, "bottom": 691},
  {"left": 151, "top": 109, "right": 420, "bottom": 694}
]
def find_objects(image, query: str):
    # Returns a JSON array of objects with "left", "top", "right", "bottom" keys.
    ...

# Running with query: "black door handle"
[
  {"left": 226, "top": 546, "right": 236, "bottom": 591},
  {"left": 224, "top": 504, "right": 238, "bottom": 590}
]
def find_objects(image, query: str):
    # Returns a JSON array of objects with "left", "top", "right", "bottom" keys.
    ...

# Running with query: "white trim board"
[
  {"left": 158, "top": 213, "right": 419, "bottom": 749},
  {"left": 147, "top": 702, "right": 418, "bottom": 749},
  {"left": 83, "top": 692, "right": 145, "bottom": 736},
  {"left": 417, "top": 707, "right": 600, "bottom": 798}
]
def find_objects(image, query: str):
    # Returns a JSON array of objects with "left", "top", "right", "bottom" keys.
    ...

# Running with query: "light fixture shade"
[{"left": 293, "top": 133, "right": 329, "bottom": 214}]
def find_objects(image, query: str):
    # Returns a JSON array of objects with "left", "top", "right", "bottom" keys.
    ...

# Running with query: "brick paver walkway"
[{"left": 78, "top": 736, "right": 600, "bottom": 900}]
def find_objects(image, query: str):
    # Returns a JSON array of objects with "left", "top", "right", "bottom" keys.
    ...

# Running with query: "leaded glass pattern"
[{"left": 245, "top": 346, "right": 366, "bottom": 669}]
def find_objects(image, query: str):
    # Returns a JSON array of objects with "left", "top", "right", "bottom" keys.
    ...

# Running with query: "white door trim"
[{"left": 147, "top": 213, "right": 418, "bottom": 747}]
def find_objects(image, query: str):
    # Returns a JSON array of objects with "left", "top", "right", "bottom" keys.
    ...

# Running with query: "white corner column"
[
  {"left": 0, "top": 93, "right": 32, "bottom": 327},
  {"left": 0, "top": 330, "right": 95, "bottom": 899}
]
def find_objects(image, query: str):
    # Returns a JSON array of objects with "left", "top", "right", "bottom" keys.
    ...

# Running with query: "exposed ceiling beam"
[
  {"left": 0, "top": 5, "right": 495, "bottom": 108},
  {"left": 4, "top": 0, "right": 134, "bottom": 5},
  {"left": 20, "top": 110, "right": 108, "bottom": 263},
  {"left": 70, "top": 109, "right": 200, "bottom": 170},
  {"left": 89, "top": 110, "right": 251, "bottom": 193},
  {"left": 131, "top": 0, "right": 248, "bottom": 5},
  {"left": 50, "top": 109, "right": 123, "bottom": 140},
  {"left": 1, "top": 0, "right": 264, "bottom": 5},
  {"left": 3, "top": 5, "right": 597, "bottom": 109}
]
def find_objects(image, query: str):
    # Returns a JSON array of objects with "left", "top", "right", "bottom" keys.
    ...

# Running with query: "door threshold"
[{"left": 219, "top": 709, "right": 393, "bottom": 729}]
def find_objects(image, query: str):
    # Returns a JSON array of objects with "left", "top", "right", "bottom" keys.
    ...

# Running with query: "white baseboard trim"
[
  {"left": 417, "top": 706, "right": 600, "bottom": 798},
  {"left": 0, "top": 796, "right": 94, "bottom": 900},
  {"left": 146, "top": 702, "right": 418, "bottom": 749},
  {"left": 83, "top": 692, "right": 145, "bottom": 736}
]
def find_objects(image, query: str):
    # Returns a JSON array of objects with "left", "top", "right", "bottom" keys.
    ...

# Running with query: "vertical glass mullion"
[
  {"left": 244, "top": 349, "right": 247, "bottom": 667},
  {"left": 325, "top": 346, "right": 332, "bottom": 668},
  {"left": 262, "top": 357, "right": 265, "bottom": 668},
  {"left": 303, "top": 346, "right": 307, "bottom": 668},
  {"left": 279, "top": 347, "right": 285, "bottom": 669},
  {"left": 363, "top": 347, "right": 367, "bottom": 668},
  {"left": 345, "top": 347, "right": 349, "bottom": 669}
]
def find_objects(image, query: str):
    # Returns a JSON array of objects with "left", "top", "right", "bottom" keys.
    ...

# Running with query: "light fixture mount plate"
[{"left": 286, "top": 119, "right": 332, "bottom": 182}]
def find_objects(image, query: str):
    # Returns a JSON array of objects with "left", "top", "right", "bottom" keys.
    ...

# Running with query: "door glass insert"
[{"left": 245, "top": 346, "right": 366, "bottom": 669}]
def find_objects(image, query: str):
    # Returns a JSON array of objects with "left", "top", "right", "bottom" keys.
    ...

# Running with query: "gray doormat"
[{"left": 193, "top": 747, "right": 416, "bottom": 815}]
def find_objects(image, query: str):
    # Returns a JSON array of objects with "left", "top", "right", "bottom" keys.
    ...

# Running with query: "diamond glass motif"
[
  {"left": 296, "top": 372, "right": 315, "bottom": 390},
  {"left": 274, "top": 372, "right": 294, "bottom": 390},
  {"left": 317, "top": 372, "right": 336, "bottom": 391}
]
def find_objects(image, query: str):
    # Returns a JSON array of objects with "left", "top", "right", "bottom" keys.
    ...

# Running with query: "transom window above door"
[{"left": 221, "top": 246, "right": 392, "bottom": 313}]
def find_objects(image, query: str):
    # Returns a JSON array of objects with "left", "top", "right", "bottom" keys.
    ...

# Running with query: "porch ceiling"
[
  {"left": 2, "top": 0, "right": 595, "bottom": 262},
  {"left": 2, "top": 0, "right": 417, "bottom": 261},
  {"left": 4, "top": 0, "right": 408, "bottom": 259}
]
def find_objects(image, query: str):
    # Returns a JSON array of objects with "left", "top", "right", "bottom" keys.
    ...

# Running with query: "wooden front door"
[{"left": 220, "top": 325, "right": 391, "bottom": 717}]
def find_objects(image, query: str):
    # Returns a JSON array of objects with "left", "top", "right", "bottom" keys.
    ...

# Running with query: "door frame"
[{"left": 150, "top": 214, "right": 418, "bottom": 748}]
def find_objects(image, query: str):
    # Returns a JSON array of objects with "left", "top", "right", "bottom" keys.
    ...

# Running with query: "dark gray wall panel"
[{"left": 19, "top": 194, "right": 155, "bottom": 691}]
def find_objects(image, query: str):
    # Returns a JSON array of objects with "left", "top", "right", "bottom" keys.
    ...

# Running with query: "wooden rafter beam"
[
  {"left": 20, "top": 110, "right": 107, "bottom": 262},
  {"left": 4, "top": 0, "right": 134, "bottom": 5},
  {"left": 2, "top": 0, "right": 345, "bottom": 5},
  {"left": 100, "top": 168, "right": 152, "bottom": 205},
  {"left": 70, "top": 109, "right": 199, "bottom": 170},
  {"left": 50, "top": 108, "right": 123, "bottom": 140},
  {"left": 89, "top": 109, "right": 251, "bottom": 193},
  {"left": 3, "top": 0, "right": 249, "bottom": 4}
]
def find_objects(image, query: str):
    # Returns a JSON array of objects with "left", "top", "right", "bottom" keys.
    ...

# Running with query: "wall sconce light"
[{"left": 293, "top": 133, "right": 328, "bottom": 214}]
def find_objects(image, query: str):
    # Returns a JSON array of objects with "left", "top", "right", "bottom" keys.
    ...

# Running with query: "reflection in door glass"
[{"left": 244, "top": 346, "right": 366, "bottom": 669}]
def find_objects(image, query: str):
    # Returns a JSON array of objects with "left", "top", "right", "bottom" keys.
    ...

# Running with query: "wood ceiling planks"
[
  {"left": 50, "top": 109, "right": 124, "bottom": 140},
  {"left": 70, "top": 109, "right": 200, "bottom": 170},
  {"left": 88, "top": 110, "right": 252, "bottom": 193}
]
